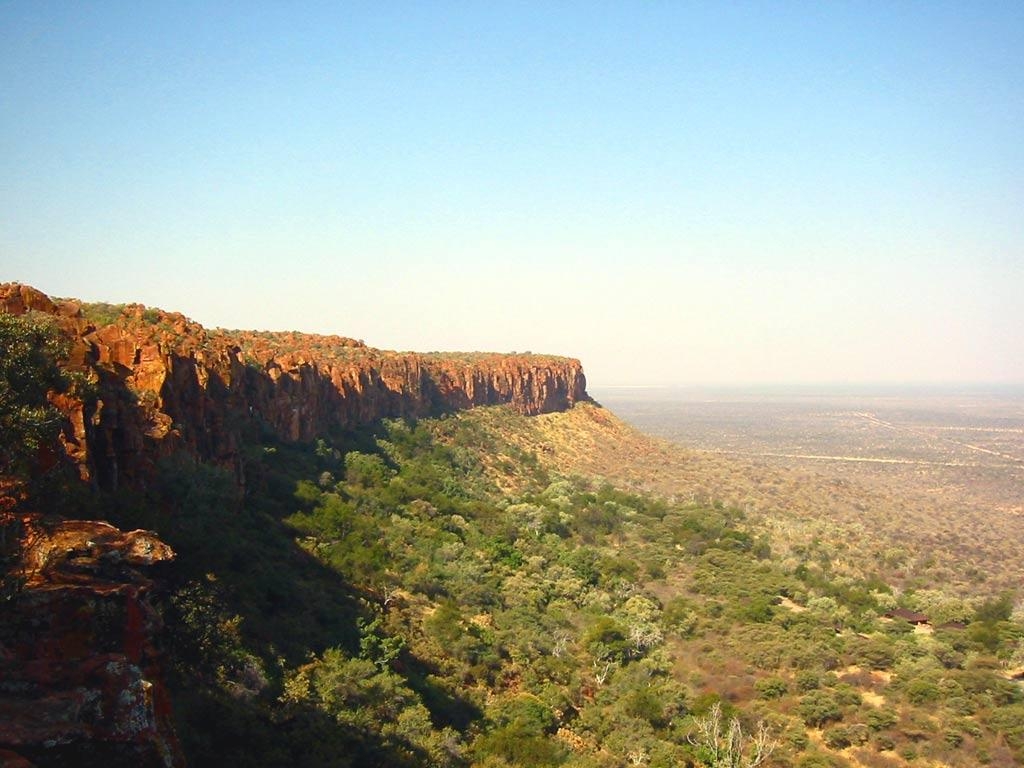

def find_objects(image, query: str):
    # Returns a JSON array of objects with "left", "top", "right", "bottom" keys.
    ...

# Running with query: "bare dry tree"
[
  {"left": 626, "top": 746, "right": 650, "bottom": 765},
  {"left": 686, "top": 702, "right": 776, "bottom": 768},
  {"left": 551, "top": 631, "right": 570, "bottom": 658},
  {"left": 592, "top": 660, "right": 615, "bottom": 686}
]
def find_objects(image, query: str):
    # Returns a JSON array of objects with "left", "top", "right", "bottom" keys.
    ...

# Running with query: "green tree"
[
  {"left": 0, "top": 312, "right": 71, "bottom": 599},
  {"left": 798, "top": 691, "right": 842, "bottom": 727},
  {"left": 584, "top": 615, "right": 631, "bottom": 662},
  {"left": 344, "top": 451, "right": 392, "bottom": 490},
  {"left": 754, "top": 677, "right": 788, "bottom": 700},
  {"left": 974, "top": 592, "right": 1014, "bottom": 623},
  {"left": 0, "top": 312, "right": 68, "bottom": 481}
]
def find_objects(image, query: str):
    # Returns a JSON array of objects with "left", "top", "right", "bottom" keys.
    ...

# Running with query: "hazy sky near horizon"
[{"left": 3, "top": 2, "right": 1022, "bottom": 386}]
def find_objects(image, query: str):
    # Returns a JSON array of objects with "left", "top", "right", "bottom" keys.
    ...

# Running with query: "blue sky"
[{"left": 3, "top": 2, "right": 1022, "bottom": 385}]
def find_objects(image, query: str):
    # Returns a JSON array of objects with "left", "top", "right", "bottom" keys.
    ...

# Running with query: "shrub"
[
  {"left": 623, "top": 686, "right": 668, "bottom": 727},
  {"left": 738, "top": 595, "right": 776, "bottom": 623},
  {"left": 904, "top": 678, "right": 940, "bottom": 705},
  {"left": 755, "top": 676, "right": 789, "bottom": 699},
  {"left": 833, "top": 683, "right": 862, "bottom": 707},
  {"left": 79, "top": 301, "right": 127, "bottom": 326},
  {"left": 799, "top": 691, "right": 842, "bottom": 727},
  {"left": 943, "top": 730, "right": 963, "bottom": 748},
  {"left": 663, "top": 596, "right": 699, "bottom": 637},
  {"left": 866, "top": 707, "right": 897, "bottom": 732},
  {"left": 819, "top": 729, "right": 868, "bottom": 753},
  {"left": 490, "top": 695, "right": 558, "bottom": 735},
  {"left": 987, "top": 703, "right": 1024, "bottom": 757},
  {"left": 946, "top": 696, "right": 974, "bottom": 716},
  {"left": 874, "top": 733, "right": 895, "bottom": 751},
  {"left": 823, "top": 727, "right": 852, "bottom": 749},
  {"left": 475, "top": 727, "right": 566, "bottom": 766},
  {"left": 787, "top": 727, "right": 810, "bottom": 751},
  {"left": 796, "top": 671, "right": 821, "bottom": 691},
  {"left": 858, "top": 639, "right": 896, "bottom": 670},
  {"left": 797, "top": 754, "right": 838, "bottom": 768}
]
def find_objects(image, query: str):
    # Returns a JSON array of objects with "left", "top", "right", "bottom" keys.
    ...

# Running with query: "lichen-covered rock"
[
  {"left": 0, "top": 517, "right": 180, "bottom": 767},
  {"left": 21, "top": 520, "right": 174, "bottom": 584}
]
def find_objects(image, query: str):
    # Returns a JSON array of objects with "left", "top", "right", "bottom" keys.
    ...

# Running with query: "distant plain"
[
  {"left": 592, "top": 385, "right": 1024, "bottom": 511},
  {"left": 588, "top": 385, "right": 1024, "bottom": 594}
]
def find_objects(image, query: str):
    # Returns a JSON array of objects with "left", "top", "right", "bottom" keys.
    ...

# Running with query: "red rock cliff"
[
  {"left": 1, "top": 282, "right": 589, "bottom": 767},
  {"left": 0, "top": 283, "right": 589, "bottom": 490}
]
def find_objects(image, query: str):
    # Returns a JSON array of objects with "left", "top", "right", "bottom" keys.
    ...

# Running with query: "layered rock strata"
[{"left": 0, "top": 283, "right": 588, "bottom": 490}]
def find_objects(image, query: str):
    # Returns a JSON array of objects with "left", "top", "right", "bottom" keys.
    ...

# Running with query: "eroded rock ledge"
[{"left": 1, "top": 282, "right": 588, "bottom": 490}]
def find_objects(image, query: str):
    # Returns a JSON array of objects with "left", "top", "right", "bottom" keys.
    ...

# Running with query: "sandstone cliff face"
[
  {"left": 0, "top": 283, "right": 588, "bottom": 490},
  {"left": 0, "top": 282, "right": 588, "bottom": 767}
]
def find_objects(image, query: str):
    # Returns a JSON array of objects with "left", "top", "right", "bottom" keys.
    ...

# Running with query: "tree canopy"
[{"left": 0, "top": 312, "right": 68, "bottom": 481}]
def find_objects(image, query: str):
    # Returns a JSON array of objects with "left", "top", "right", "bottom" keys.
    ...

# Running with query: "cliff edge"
[
  {"left": 0, "top": 282, "right": 588, "bottom": 767},
  {"left": 0, "top": 282, "right": 588, "bottom": 491}
]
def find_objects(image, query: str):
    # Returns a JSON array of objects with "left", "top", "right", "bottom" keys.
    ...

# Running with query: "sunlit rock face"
[{"left": 1, "top": 282, "right": 588, "bottom": 491}]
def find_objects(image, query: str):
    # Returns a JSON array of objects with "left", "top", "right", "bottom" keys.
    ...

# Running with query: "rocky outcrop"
[
  {"left": 0, "top": 517, "right": 180, "bottom": 768},
  {"left": 0, "top": 283, "right": 588, "bottom": 491}
]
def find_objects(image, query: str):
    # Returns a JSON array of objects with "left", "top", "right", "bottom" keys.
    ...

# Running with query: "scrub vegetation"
[
  {"left": 97, "top": 404, "right": 1024, "bottom": 767},
  {"left": 3, "top": 311, "right": 1021, "bottom": 766}
]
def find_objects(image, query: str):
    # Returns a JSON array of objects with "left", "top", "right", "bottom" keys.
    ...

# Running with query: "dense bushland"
[{"left": 96, "top": 407, "right": 1024, "bottom": 767}]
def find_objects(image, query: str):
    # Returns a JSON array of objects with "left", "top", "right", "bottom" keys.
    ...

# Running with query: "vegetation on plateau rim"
[{"left": 2, "top": 310, "right": 1024, "bottom": 767}]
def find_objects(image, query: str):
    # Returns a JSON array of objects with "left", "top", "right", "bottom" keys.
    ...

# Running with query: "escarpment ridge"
[
  {"left": 0, "top": 283, "right": 588, "bottom": 490},
  {"left": 0, "top": 282, "right": 587, "bottom": 767}
]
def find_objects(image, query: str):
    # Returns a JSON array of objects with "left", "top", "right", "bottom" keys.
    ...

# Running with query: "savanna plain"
[{"left": 592, "top": 386, "right": 1024, "bottom": 598}]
